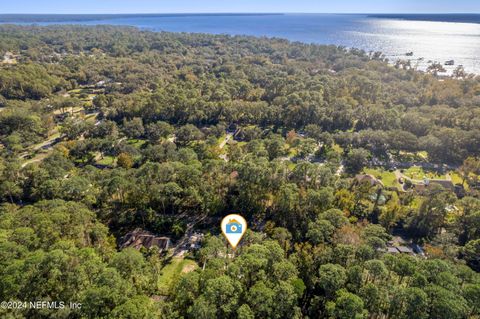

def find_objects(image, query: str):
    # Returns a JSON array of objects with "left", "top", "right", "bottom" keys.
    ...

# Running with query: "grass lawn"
[
  {"left": 48, "top": 131, "right": 61, "bottom": 140},
  {"left": 417, "top": 151, "right": 428, "bottom": 160},
  {"left": 217, "top": 134, "right": 227, "bottom": 144},
  {"left": 287, "top": 162, "right": 297, "bottom": 170},
  {"left": 363, "top": 168, "right": 398, "bottom": 188},
  {"left": 158, "top": 258, "right": 198, "bottom": 295},
  {"left": 450, "top": 171, "right": 463, "bottom": 185},
  {"left": 97, "top": 155, "right": 115, "bottom": 166},
  {"left": 127, "top": 139, "right": 147, "bottom": 149},
  {"left": 84, "top": 113, "right": 98, "bottom": 123},
  {"left": 68, "top": 88, "right": 94, "bottom": 95},
  {"left": 21, "top": 152, "right": 49, "bottom": 167},
  {"left": 403, "top": 166, "right": 446, "bottom": 180},
  {"left": 80, "top": 94, "right": 97, "bottom": 103},
  {"left": 450, "top": 171, "right": 470, "bottom": 191}
]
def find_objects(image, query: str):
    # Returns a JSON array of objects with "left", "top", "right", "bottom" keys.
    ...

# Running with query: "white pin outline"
[{"left": 221, "top": 214, "right": 247, "bottom": 249}]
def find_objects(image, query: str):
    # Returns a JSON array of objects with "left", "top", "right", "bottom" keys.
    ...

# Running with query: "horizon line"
[{"left": 2, "top": 12, "right": 480, "bottom": 15}]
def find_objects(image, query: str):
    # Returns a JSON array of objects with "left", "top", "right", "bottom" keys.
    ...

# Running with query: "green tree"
[
  {"left": 122, "top": 117, "right": 145, "bottom": 139},
  {"left": 203, "top": 275, "right": 242, "bottom": 318},
  {"left": 145, "top": 121, "right": 174, "bottom": 142},
  {"left": 345, "top": 148, "right": 370, "bottom": 174},
  {"left": 110, "top": 295, "right": 160, "bottom": 319},
  {"left": 117, "top": 152, "right": 134, "bottom": 169},
  {"left": 317, "top": 263, "right": 347, "bottom": 298},
  {"left": 463, "top": 239, "right": 480, "bottom": 271},
  {"left": 326, "top": 289, "right": 367, "bottom": 319},
  {"left": 188, "top": 296, "right": 217, "bottom": 319}
]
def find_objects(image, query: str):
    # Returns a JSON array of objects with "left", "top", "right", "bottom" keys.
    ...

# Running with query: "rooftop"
[{"left": 120, "top": 228, "right": 171, "bottom": 251}]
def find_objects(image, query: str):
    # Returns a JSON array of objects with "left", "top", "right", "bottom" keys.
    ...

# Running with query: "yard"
[
  {"left": 363, "top": 168, "right": 399, "bottom": 188},
  {"left": 450, "top": 171, "right": 470, "bottom": 190},
  {"left": 157, "top": 258, "right": 198, "bottom": 295},
  {"left": 127, "top": 138, "right": 148, "bottom": 149},
  {"left": 96, "top": 155, "right": 115, "bottom": 166},
  {"left": 402, "top": 166, "right": 446, "bottom": 181}
]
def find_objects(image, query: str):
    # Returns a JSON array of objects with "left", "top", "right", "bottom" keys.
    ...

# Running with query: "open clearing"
[{"left": 157, "top": 258, "right": 198, "bottom": 295}]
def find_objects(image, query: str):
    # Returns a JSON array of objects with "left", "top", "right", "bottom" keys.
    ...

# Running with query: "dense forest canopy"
[{"left": 0, "top": 25, "right": 479, "bottom": 318}]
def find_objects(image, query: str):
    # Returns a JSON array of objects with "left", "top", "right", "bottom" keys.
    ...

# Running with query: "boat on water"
[
  {"left": 445, "top": 60, "right": 455, "bottom": 66},
  {"left": 405, "top": 52, "right": 414, "bottom": 56}
]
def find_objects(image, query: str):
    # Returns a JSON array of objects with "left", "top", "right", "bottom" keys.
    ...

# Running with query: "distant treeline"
[{"left": 0, "top": 13, "right": 284, "bottom": 23}]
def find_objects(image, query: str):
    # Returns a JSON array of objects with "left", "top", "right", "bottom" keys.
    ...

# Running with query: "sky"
[{"left": 1, "top": 0, "right": 479, "bottom": 14}]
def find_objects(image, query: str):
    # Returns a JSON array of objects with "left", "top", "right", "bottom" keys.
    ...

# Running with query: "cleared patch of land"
[
  {"left": 363, "top": 168, "right": 399, "bottom": 188},
  {"left": 157, "top": 258, "right": 198, "bottom": 295}
]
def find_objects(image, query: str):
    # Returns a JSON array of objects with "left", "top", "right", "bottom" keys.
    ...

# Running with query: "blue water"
[{"left": 2, "top": 13, "right": 480, "bottom": 74}]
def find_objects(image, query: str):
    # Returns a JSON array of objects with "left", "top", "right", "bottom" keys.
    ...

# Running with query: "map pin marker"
[{"left": 221, "top": 214, "right": 247, "bottom": 249}]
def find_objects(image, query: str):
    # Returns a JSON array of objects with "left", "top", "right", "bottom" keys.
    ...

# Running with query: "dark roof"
[
  {"left": 413, "top": 179, "right": 455, "bottom": 192},
  {"left": 429, "top": 179, "right": 455, "bottom": 191},
  {"left": 121, "top": 228, "right": 171, "bottom": 251},
  {"left": 386, "top": 247, "right": 400, "bottom": 254},
  {"left": 397, "top": 246, "right": 414, "bottom": 254}
]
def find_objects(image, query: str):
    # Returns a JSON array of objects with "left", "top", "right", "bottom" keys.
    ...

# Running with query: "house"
[
  {"left": 396, "top": 246, "right": 414, "bottom": 254},
  {"left": 386, "top": 247, "right": 400, "bottom": 254},
  {"left": 384, "top": 236, "right": 423, "bottom": 256},
  {"left": 384, "top": 245, "right": 415, "bottom": 255},
  {"left": 413, "top": 183, "right": 427, "bottom": 193},
  {"left": 120, "top": 228, "right": 171, "bottom": 252},
  {"left": 354, "top": 174, "right": 384, "bottom": 187},
  {"left": 413, "top": 178, "right": 455, "bottom": 193},
  {"left": 428, "top": 179, "right": 455, "bottom": 191}
]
